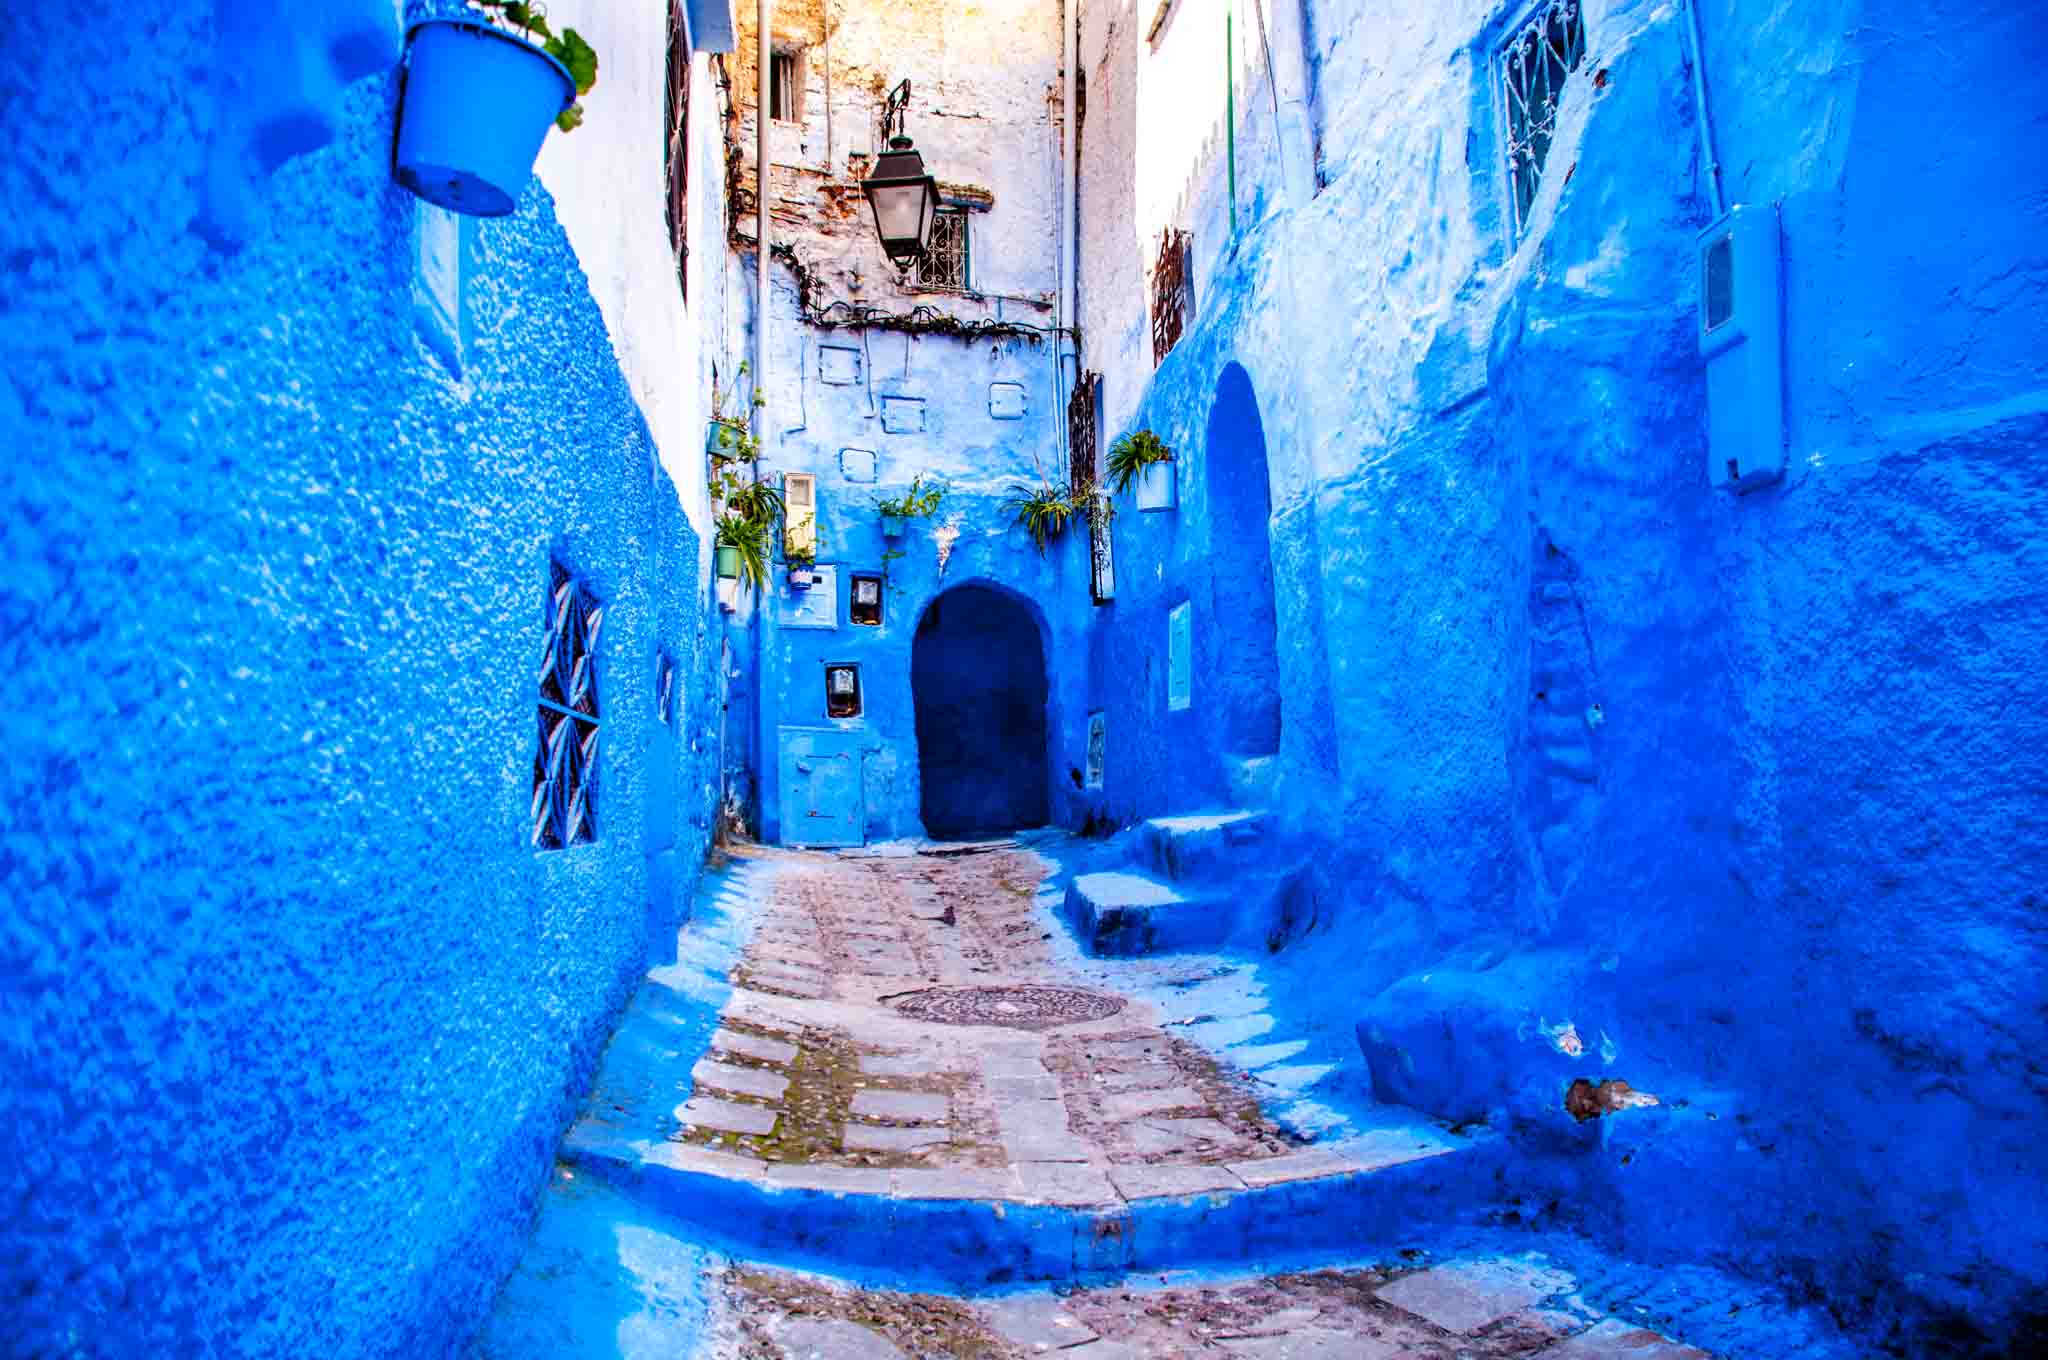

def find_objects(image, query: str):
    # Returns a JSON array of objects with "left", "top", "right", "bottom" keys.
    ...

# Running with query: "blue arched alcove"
[
  {"left": 1206, "top": 362, "right": 1281, "bottom": 756},
  {"left": 912, "top": 582, "right": 1051, "bottom": 839}
]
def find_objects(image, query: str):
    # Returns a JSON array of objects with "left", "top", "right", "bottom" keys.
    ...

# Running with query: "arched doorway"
[
  {"left": 1207, "top": 363, "right": 1282, "bottom": 756},
  {"left": 912, "top": 584, "right": 1050, "bottom": 839}
]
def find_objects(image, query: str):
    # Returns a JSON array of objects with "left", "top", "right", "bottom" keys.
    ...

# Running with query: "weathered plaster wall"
[
  {"left": 1074, "top": 0, "right": 2048, "bottom": 1350},
  {"left": 727, "top": 0, "right": 1064, "bottom": 326},
  {"left": 535, "top": 0, "right": 731, "bottom": 531},
  {"left": 716, "top": 0, "right": 1079, "bottom": 846},
  {"left": 0, "top": 4, "right": 723, "bottom": 1354}
]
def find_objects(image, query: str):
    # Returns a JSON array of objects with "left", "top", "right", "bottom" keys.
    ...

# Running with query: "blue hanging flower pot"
[{"left": 395, "top": 19, "right": 574, "bottom": 217}]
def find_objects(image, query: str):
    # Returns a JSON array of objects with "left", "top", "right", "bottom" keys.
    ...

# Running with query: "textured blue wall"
[
  {"left": 1074, "top": 0, "right": 2048, "bottom": 1350},
  {"left": 0, "top": 5, "right": 716, "bottom": 1355},
  {"left": 740, "top": 313, "right": 1090, "bottom": 846}
]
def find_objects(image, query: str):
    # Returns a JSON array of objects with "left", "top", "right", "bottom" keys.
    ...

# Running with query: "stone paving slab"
[
  {"left": 1101, "top": 1084, "right": 1207, "bottom": 1120},
  {"left": 858, "top": 1052, "right": 945, "bottom": 1078},
  {"left": 843, "top": 1124, "right": 949, "bottom": 1153},
  {"left": 983, "top": 1294, "right": 1101, "bottom": 1350},
  {"left": 1107, "top": 1162, "right": 1245, "bottom": 1200},
  {"left": 641, "top": 1140, "right": 768, "bottom": 1179},
  {"left": 1532, "top": 1319, "right": 1713, "bottom": 1359},
  {"left": 692, "top": 1058, "right": 789, "bottom": 1101},
  {"left": 892, "top": 1167, "right": 1015, "bottom": 1201},
  {"left": 1097, "top": 1066, "right": 1181, "bottom": 1092},
  {"left": 1012, "top": 1160, "right": 1120, "bottom": 1206},
  {"left": 987, "top": 1073, "right": 1063, "bottom": 1101},
  {"left": 1220, "top": 1330, "right": 1403, "bottom": 1358},
  {"left": 678, "top": 1094, "right": 779, "bottom": 1136},
  {"left": 850, "top": 1088, "right": 949, "bottom": 1123},
  {"left": 762, "top": 1163, "right": 897, "bottom": 1195},
  {"left": 1375, "top": 1256, "right": 1576, "bottom": 1335},
  {"left": 715, "top": 1029, "right": 801, "bottom": 1065},
  {"left": 1225, "top": 1147, "right": 1362, "bottom": 1188},
  {"left": 773, "top": 1317, "right": 906, "bottom": 1360},
  {"left": 997, "top": 1098, "right": 1090, "bottom": 1160}
]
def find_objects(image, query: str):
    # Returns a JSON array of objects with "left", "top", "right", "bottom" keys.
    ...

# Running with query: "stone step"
[
  {"left": 1135, "top": 809, "right": 1274, "bottom": 882},
  {"left": 559, "top": 1116, "right": 1497, "bottom": 1291},
  {"left": 1065, "top": 866, "right": 1298, "bottom": 957}
]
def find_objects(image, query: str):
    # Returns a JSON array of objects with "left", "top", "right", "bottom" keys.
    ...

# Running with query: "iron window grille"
[
  {"left": 770, "top": 51, "right": 801, "bottom": 121},
  {"left": 532, "top": 562, "right": 604, "bottom": 849},
  {"left": 825, "top": 663, "right": 861, "bottom": 718},
  {"left": 664, "top": 2, "right": 690, "bottom": 300},
  {"left": 1150, "top": 229, "right": 1193, "bottom": 366},
  {"left": 1499, "top": 0, "right": 1586, "bottom": 237},
  {"left": 1067, "top": 369, "right": 1101, "bottom": 499},
  {"left": 913, "top": 207, "right": 970, "bottom": 292}
]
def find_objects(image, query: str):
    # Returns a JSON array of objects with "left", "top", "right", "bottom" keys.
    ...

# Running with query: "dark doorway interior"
[
  {"left": 912, "top": 584, "right": 1050, "bottom": 839},
  {"left": 1207, "top": 362, "right": 1282, "bottom": 756}
]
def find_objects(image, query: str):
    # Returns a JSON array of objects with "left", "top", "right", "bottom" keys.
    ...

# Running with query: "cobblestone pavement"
[
  {"left": 706, "top": 1253, "right": 1726, "bottom": 1359},
  {"left": 663, "top": 842, "right": 1462, "bottom": 1205}
]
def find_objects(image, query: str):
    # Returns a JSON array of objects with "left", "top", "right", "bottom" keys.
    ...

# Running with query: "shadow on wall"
[
  {"left": 1206, "top": 363, "right": 1281, "bottom": 759},
  {"left": 913, "top": 583, "right": 1050, "bottom": 840}
]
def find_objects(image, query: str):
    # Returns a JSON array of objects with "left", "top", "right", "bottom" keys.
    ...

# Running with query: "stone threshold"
[{"left": 561, "top": 1121, "right": 1502, "bottom": 1291}]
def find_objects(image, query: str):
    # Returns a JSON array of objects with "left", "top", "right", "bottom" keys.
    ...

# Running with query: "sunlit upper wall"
[{"left": 536, "top": 3, "right": 729, "bottom": 531}]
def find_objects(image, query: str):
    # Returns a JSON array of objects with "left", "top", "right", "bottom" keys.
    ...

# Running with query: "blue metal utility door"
[{"left": 777, "top": 727, "right": 863, "bottom": 848}]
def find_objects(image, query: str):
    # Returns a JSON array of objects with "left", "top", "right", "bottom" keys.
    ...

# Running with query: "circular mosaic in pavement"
[{"left": 885, "top": 985, "right": 1126, "bottom": 1031}]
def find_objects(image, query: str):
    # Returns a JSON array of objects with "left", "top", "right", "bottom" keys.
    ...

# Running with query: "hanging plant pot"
[
  {"left": 715, "top": 545, "right": 741, "bottom": 580},
  {"left": 880, "top": 514, "right": 907, "bottom": 540},
  {"left": 788, "top": 565, "right": 817, "bottom": 590},
  {"left": 395, "top": 20, "right": 575, "bottom": 217},
  {"left": 1134, "top": 460, "right": 1177, "bottom": 512}
]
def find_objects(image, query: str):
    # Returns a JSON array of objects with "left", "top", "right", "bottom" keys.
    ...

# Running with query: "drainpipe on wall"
[
  {"left": 756, "top": 0, "right": 773, "bottom": 462},
  {"left": 1682, "top": 0, "right": 1726, "bottom": 217},
  {"left": 1060, "top": 0, "right": 1078, "bottom": 478}
]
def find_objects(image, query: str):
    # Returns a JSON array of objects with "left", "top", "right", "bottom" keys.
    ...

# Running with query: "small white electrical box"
[{"left": 1697, "top": 202, "right": 1786, "bottom": 492}]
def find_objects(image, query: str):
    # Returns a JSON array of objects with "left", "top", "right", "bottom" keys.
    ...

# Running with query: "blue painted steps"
[{"left": 1067, "top": 810, "right": 1310, "bottom": 956}]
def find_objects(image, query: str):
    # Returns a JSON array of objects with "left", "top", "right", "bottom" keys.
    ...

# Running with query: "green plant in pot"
[
  {"left": 711, "top": 467, "right": 783, "bottom": 593},
  {"left": 1006, "top": 481, "right": 1088, "bottom": 556},
  {"left": 875, "top": 474, "right": 944, "bottom": 539},
  {"left": 714, "top": 514, "right": 769, "bottom": 590},
  {"left": 1107, "top": 428, "right": 1177, "bottom": 511},
  {"left": 395, "top": 3, "right": 600, "bottom": 216},
  {"left": 707, "top": 364, "right": 763, "bottom": 464}
]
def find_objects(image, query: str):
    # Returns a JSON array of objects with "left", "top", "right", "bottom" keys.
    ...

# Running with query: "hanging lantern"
[
  {"left": 859, "top": 81, "right": 939, "bottom": 266},
  {"left": 859, "top": 135, "right": 939, "bottom": 265}
]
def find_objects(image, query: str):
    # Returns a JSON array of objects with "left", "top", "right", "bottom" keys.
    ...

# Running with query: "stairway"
[{"left": 1065, "top": 809, "right": 1310, "bottom": 957}]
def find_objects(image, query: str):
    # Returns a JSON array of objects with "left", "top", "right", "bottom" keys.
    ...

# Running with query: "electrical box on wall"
[{"left": 1698, "top": 202, "right": 1786, "bottom": 493}]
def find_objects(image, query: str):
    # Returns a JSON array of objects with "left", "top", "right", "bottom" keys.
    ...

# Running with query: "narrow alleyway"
[{"left": 477, "top": 841, "right": 1854, "bottom": 1359}]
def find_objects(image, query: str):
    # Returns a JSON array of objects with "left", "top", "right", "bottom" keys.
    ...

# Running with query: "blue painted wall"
[
  {"left": 0, "top": 5, "right": 717, "bottom": 1355},
  {"left": 1073, "top": 0, "right": 2048, "bottom": 1350},
  {"left": 740, "top": 310, "right": 1091, "bottom": 846}
]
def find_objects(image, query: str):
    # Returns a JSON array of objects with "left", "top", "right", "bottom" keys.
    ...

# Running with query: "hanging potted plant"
[
  {"left": 394, "top": 3, "right": 599, "bottom": 217},
  {"left": 1005, "top": 481, "right": 1087, "bottom": 556},
  {"left": 714, "top": 514, "right": 768, "bottom": 589},
  {"left": 875, "top": 473, "right": 944, "bottom": 540},
  {"left": 1107, "top": 429, "right": 1177, "bottom": 512},
  {"left": 711, "top": 468, "right": 782, "bottom": 593},
  {"left": 786, "top": 543, "right": 818, "bottom": 590},
  {"left": 706, "top": 364, "right": 762, "bottom": 462}
]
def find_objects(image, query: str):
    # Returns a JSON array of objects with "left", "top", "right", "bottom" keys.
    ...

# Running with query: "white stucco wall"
[{"left": 535, "top": 3, "right": 732, "bottom": 535}]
